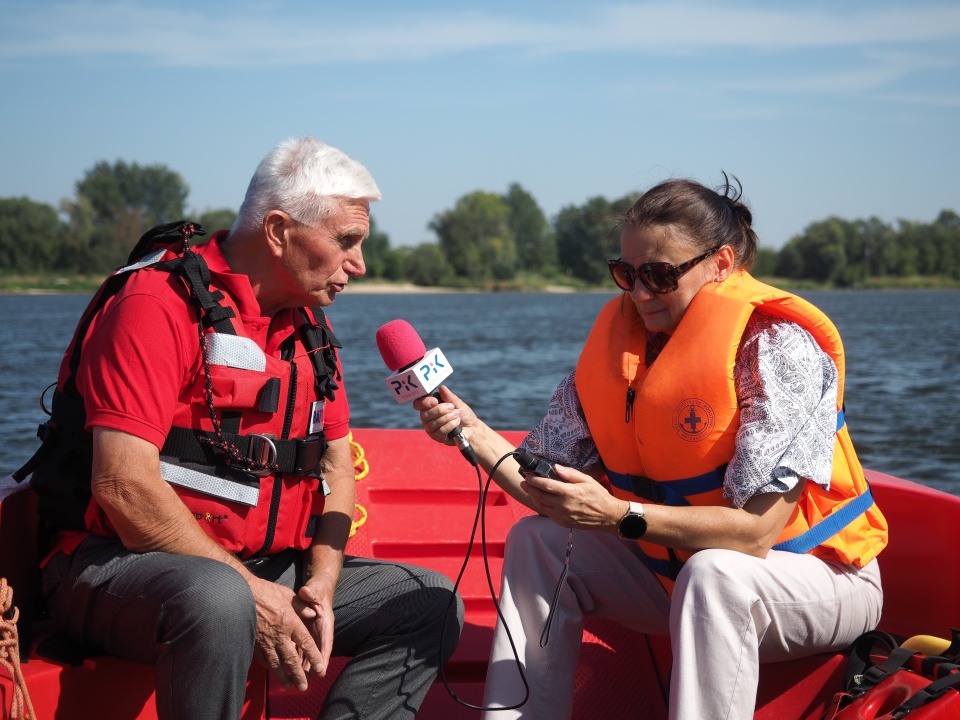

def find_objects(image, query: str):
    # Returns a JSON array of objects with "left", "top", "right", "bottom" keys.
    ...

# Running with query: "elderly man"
[{"left": 29, "top": 137, "right": 462, "bottom": 719}]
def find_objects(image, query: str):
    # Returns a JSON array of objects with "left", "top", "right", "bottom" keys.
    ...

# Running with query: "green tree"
[
  {"left": 195, "top": 208, "right": 237, "bottom": 235},
  {"left": 360, "top": 215, "right": 391, "bottom": 279},
  {"left": 770, "top": 212, "right": 960, "bottom": 284},
  {"left": 554, "top": 194, "right": 635, "bottom": 284},
  {"left": 504, "top": 183, "right": 555, "bottom": 272},
  {"left": 751, "top": 247, "right": 777, "bottom": 277},
  {"left": 779, "top": 218, "right": 853, "bottom": 285},
  {"left": 930, "top": 210, "right": 960, "bottom": 279},
  {"left": 78, "top": 161, "right": 188, "bottom": 226},
  {"left": 852, "top": 217, "right": 895, "bottom": 278},
  {"left": 0, "top": 197, "right": 61, "bottom": 273},
  {"left": 404, "top": 243, "right": 452, "bottom": 286},
  {"left": 76, "top": 160, "right": 190, "bottom": 270},
  {"left": 429, "top": 191, "right": 517, "bottom": 281},
  {"left": 775, "top": 240, "right": 806, "bottom": 279},
  {"left": 382, "top": 248, "right": 408, "bottom": 281},
  {"left": 893, "top": 220, "right": 920, "bottom": 277},
  {"left": 58, "top": 196, "right": 96, "bottom": 272}
]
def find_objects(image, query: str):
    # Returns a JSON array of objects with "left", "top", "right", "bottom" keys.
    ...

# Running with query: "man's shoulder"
[{"left": 93, "top": 262, "right": 198, "bottom": 334}]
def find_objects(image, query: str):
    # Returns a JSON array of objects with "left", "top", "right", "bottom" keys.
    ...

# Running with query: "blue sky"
[{"left": 1, "top": 1, "right": 958, "bottom": 250}]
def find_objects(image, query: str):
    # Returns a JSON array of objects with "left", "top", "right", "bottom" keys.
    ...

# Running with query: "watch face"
[{"left": 619, "top": 513, "right": 648, "bottom": 540}]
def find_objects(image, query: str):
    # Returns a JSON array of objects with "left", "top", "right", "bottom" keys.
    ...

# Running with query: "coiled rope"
[
  {"left": 349, "top": 432, "right": 369, "bottom": 537},
  {"left": 0, "top": 578, "right": 35, "bottom": 720}
]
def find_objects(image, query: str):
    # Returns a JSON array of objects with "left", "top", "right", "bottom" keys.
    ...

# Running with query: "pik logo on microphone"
[{"left": 384, "top": 347, "right": 454, "bottom": 403}]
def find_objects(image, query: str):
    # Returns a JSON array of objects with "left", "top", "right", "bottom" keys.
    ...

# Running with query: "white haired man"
[{"left": 31, "top": 137, "right": 463, "bottom": 719}]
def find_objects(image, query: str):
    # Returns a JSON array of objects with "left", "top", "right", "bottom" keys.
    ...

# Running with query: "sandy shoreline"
[
  {"left": 344, "top": 282, "right": 582, "bottom": 294},
  {"left": 344, "top": 282, "right": 460, "bottom": 294}
]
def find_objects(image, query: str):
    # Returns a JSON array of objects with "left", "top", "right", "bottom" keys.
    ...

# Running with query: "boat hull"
[{"left": 3, "top": 428, "right": 959, "bottom": 719}]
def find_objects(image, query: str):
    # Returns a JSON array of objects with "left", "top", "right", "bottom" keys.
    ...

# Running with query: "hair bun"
[
  {"left": 718, "top": 173, "right": 752, "bottom": 229},
  {"left": 731, "top": 199, "right": 753, "bottom": 229}
]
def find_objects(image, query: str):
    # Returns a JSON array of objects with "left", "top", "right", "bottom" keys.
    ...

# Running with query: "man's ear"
[{"left": 263, "top": 210, "right": 292, "bottom": 257}]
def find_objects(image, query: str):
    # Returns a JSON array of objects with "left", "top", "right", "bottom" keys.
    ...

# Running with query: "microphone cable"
[
  {"left": 435, "top": 448, "right": 576, "bottom": 712},
  {"left": 436, "top": 449, "right": 532, "bottom": 712}
]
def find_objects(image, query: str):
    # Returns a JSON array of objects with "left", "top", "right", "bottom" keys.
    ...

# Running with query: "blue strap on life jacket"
[
  {"left": 634, "top": 549, "right": 685, "bottom": 581},
  {"left": 608, "top": 409, "right": 862, "bottom": 565},
  {"left": 606, "top": 467, "right": 724, "bottom": 506},
  {"left": 772, "top": 485, "right": 875, "bottom": 554}
]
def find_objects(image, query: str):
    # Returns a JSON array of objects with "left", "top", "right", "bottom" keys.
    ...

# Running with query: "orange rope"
[{"left": 0, "top": 578, "right": 36, "bottom": 720}]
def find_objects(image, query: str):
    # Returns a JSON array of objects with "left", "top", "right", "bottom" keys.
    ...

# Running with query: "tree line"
[{"left": 2, "top": 160, "right": 958, "bottom": 287}]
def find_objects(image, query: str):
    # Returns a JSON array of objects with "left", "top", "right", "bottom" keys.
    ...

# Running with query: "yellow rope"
[
  {"left": 349, "top": 432, "right": 369, "bottom": 537},
  {"left": 351, "top": 431, "right": 369, "bottom": 482},
  {"left": 0, "top": 578, "right": 36, "bottom": 720}
]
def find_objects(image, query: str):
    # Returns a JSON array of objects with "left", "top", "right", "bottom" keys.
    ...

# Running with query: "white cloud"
[
  {"left": 2, "top": 2, "right": 959, "bottom": 66},
  {"left": 716, "top": 48, "right": 959, "bottom": 95}
]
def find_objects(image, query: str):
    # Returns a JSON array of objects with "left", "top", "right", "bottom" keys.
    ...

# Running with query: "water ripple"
[{"left": 2, "top": 290, "right": 957, "bottom": 495}]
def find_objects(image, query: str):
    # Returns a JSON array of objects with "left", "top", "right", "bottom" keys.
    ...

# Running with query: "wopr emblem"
[{"left": 672, "top": 399, "right": 715, "bottom": 442}]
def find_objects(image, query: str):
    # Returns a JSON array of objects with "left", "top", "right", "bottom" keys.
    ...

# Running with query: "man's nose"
[{"left": 344, "top": 245, "right": 365, "bottom": 276}]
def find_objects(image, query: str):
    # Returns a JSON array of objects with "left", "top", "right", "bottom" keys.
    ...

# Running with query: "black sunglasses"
[{"left": 607, "top": 245, "right": 723, "bottom": 294}]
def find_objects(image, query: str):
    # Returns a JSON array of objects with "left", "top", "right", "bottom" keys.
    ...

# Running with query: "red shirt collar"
[{"left": 194, "top": 230, "right": 264, "bottom": 320}]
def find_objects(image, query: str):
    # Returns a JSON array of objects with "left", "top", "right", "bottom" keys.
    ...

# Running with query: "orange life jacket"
[{"left": 576, "top": 270, "right": 888, "bottom": 594}]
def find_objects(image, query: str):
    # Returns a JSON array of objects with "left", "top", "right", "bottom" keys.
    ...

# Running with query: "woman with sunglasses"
[{"left": 415, "top": 175, "right": 887, "bottom": 720}]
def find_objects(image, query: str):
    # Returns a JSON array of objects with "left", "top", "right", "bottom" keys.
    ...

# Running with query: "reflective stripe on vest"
[
  {"left": 205, "top": 333, "right": 267, "bottom": 372},
  {"left": 160, "top": 460, "right": 260, "bottom": 507}
]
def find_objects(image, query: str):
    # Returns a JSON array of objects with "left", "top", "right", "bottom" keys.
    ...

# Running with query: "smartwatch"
[{"left": 617, "top": 501, "right": 647, "bottom": 540}]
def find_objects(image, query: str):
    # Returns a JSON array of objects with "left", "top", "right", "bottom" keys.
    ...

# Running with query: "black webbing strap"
[
  {"left": 892, "top": 670, "right": 960, "bottom": 717},
  {"left": 162, "top": 426, "right": 324, "bottom": 477},
  {"left": 862, "top": 647, "right": 922, "bottom": 687},
  {"left": 298, "top": 307, "right": 342, "bottom": 402},
  {"left": 165, "top": 250, "right": 237, "bottom": 335},
  {"left": 13, "top": 390, "right": 91, "bottom": 482},
  {"left": 943, "top": 628, "right": 960, "bottom": 659},
  {"left": 844, "top": 630, "right": 903, "bottom": 692}
]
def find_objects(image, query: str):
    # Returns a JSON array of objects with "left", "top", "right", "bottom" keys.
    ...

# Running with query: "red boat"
[{"left": 3, "top": 428, "right": 959, "bottom": 719}]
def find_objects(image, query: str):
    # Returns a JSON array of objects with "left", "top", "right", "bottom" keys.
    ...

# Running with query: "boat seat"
[{"left": 0, "top": 479, "right": 267, "bottom": 720}]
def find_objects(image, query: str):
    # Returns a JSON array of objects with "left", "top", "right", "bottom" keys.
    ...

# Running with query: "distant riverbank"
[
  {"left": 0, "top": 274, "right": 616, "bottom": 295},
  {"left": 1, "top": 274, "right": 958, "bottom": 295}
]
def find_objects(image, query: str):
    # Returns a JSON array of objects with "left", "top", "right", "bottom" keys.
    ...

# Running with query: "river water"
[{"left": 1, "top": 289, "right": 957, "bottom": 494}]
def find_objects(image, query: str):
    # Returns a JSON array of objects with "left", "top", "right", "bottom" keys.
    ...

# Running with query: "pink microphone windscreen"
[{"left": 376, "top": 319, "right": 427, "bottom": 371}]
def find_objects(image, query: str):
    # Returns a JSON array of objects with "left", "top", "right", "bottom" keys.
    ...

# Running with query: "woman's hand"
[
  {"left": 413, "top": 385, "right": 478, "bottom": 447},
  {"left": 521, "top": 464, "right": 628, "bottom": 534}
]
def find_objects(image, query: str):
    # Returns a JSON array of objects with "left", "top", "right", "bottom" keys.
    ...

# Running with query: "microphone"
[{"left": 376, "top": 319, "right": 478, "bottom": 466}]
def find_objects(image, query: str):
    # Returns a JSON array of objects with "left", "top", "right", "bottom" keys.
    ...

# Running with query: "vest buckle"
[{"left": 246, "top": 433, "right": 278, "bottom": 477}]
